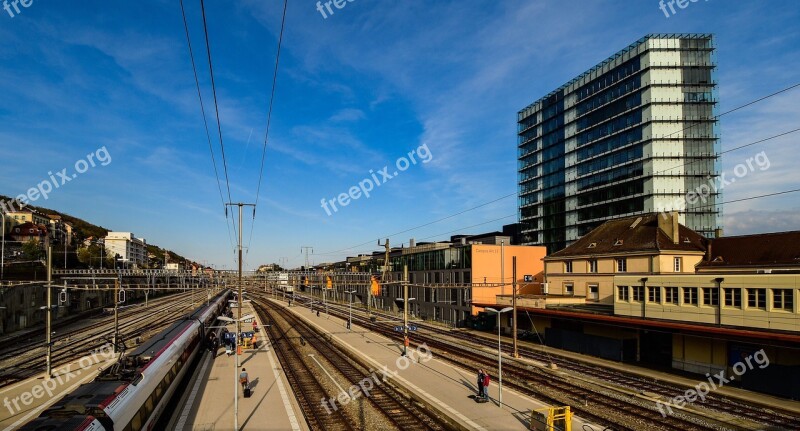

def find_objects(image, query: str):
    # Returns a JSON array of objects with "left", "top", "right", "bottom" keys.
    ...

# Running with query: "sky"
[{"left": 0, "top": 0, "right": 798, "bottom": 270}]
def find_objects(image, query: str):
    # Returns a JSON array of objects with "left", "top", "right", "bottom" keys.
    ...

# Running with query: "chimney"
[
  {"left": 714, "top": 228, "right": 723, "bottom": 239},
  {"left": 706, "top": 239, "right": 713, "bottom": 262},
  {"left": 409, "top": 238, "right": 416, "bottom": 248},
  {"left": 657, "top": 211, "right": 680, "bottom": 244}
]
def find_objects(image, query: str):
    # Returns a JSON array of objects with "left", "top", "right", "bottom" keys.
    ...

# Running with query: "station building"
[
  {"left": 319, "top": 232, "right": 546, "bottom": 327},
  {"left": 479, "top": 218, "right": 800, "bottom": 399}
]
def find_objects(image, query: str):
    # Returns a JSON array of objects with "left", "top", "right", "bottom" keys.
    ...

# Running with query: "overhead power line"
[
  {"left": 315, "top": 82, "right": 800, "bottom": 258},
  {"left": 199, "top": 0, "right": 236, "bottom": 241},
  {"left": 180, "top": 0, "right": 237, "bottom": 256},
  {"left": 247, "top": 0, "right": 289, "bottom": 254}
]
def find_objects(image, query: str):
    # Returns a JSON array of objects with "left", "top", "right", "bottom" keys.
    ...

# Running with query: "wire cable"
[
  {"left": 247, "top": 0, "right": 289, "bottom": 253},
  {"left": 180, "top": 0, "right": 237, "bottom": 255},
  {"left": 199, "top": 0, "right": 236, "bottom": 240},
  {"left": 315, "top": 81, "right": 800, "bottom": 259}
]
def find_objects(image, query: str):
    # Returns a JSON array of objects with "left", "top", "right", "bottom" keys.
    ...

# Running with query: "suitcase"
[{"left": 244, "top": 387, "right": 251, "bottom": 398}]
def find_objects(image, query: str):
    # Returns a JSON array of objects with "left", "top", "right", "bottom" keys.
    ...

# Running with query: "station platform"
[
  {"left": 0, "top": 348, "right": 120, "bottom": 430},
  {"left": 272, "top": 297, "right": 598, "bottom": 431},
  {"left": 167, "top": 301, "right": 307, "bottom": 431}
]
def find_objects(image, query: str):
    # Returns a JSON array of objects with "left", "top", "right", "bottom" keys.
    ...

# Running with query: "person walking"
[
  {"left": 239, "top": 368, "right": 249, "bottom": 390},
  {"left": 476, "top": 369, "right": 485, "bottom": 398}
]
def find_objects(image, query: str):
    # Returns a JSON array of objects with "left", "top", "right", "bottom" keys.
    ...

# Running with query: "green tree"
[
  {"left": 22, "top": 239, "right": 43, "bottom": 261},
  {"left": 77, "top": 246, "right": 92, "bottom": 265}
]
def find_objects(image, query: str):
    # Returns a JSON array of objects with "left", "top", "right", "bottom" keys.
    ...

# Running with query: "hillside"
[{"left": 0, "top": 194, "right": 192, "bottom": 264}]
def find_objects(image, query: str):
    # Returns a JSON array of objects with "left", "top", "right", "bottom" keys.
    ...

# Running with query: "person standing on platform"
[
  {"left": 476, "top": 369, "right": 485, "bottom": 398},
  {"left": 239, "top": 368, "right": 249, "bottom": 390},
  {"left": 482, "top": 372, "right": 490, "bottom": 399}
]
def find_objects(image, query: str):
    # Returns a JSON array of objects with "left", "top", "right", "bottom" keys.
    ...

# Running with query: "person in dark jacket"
[{"left": 476, "top": 369, "right": 485, "bottom": 397}]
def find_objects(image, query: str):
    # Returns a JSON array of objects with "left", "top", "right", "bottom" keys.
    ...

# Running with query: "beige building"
[
  {"left": 104, "top": 232, "right": 147, "bottom": 267},
  {"left": 615, "top": 230, "right": 800, "bottom": 333},
  {"left": 544, "top": 213, "right": 706, "bottom": 304}
]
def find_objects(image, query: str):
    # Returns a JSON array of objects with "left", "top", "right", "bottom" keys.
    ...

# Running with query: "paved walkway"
[
  {"left": 274, "top": 297, "right": 596, "bottom": 431},
  {"left": 168, "top": 301, "right": 307, "bottom": 431}
]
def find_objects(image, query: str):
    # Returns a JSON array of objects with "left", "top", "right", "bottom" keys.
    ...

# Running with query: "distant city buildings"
[
  {"left": 518, "top": 34, "right": 720, "bottom": 253},
  {"left": 104, "top": 232, "right": 147, "bottom": 267}
]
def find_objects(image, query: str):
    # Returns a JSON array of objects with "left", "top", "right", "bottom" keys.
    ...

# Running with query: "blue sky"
[{"left": 0, "top": 0, "right": 798, "bottom": 269}]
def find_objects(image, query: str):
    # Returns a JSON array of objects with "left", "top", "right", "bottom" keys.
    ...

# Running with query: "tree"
[
  {"left": 77, "top": 246, "right": 92, "bottom": 265},
  {"left": 22, "top": 239, "right": 43, "bottom": 261}
]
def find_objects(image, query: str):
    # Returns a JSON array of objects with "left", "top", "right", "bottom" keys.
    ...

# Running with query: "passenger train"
[{"left": 21, "top": 290, "right": 231, "bottom": 431}]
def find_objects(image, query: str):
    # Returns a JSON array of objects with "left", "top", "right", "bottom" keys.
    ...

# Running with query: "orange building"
[{"left": 373, "top": 234, "right": 546, "bottom": 326}]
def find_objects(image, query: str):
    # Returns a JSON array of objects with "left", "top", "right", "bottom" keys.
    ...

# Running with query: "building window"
[
  {"left": 703, "top": 287, "right": 719, "bottom": 306},
  {"left": 588, "top": 284, "right": 599, "bottom": 301},
  {"left": 564, "top": 283, "right": 574, "bottom": 296},
  {"left": 565, "top": 261, "right": 573, "bottom": 273},
  {"left": 674, "top": 257, "right": 682, "bottom": 272},
  {"left": 773, "top": 289, "right": 794, "bottom": 311},
  {"left": 632, "top": 285, "right": 644, "bottom": 302},
  {"left": 683, "top": 287, "right": 698, "bottom": 305},
  {"left": 616, "top": 259, "right": 627, "bottom": 272},
  {"left": 665, "top": 286, "right": 678, "bottom": 304},
  {"left": 589, "top": 260, "right": 598, "bottom": 273},
  {"left": 747, "top": 288, "right": 767, "bottom": 310},
  {"left": 724, "top": 288, "right": 742, "bottom": 308},
  {"left": 647, "top": 286, "right": 661, "bottom": 303},
  {"left": 617, "top": 286, "right": 629, "bottom": 301}
]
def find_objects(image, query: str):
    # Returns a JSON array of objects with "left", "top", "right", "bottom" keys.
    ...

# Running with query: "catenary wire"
[
  {"left": 199, "top": 0, "right": 236, "bottom": 241},
  {"left": 179, "top": 0, "right": 237, "bottom": 257},
  {"left": 247, "top": 0, "right": 289, "bottom": 257}
]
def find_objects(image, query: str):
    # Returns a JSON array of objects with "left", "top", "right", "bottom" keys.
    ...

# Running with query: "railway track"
[
  {"left": 289, "top": 292, "right": 797, "bottom": 430},
  {"left": 252, "top": 293, "right": 448, "bottom": 431},
  {"left": 0, "top": 292, "right": 200, "bottom": 386}
]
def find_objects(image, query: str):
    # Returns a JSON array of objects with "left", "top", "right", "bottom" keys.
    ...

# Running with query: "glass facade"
[{"left": 518, "top": 34, "right": 721, "bottom": 253}]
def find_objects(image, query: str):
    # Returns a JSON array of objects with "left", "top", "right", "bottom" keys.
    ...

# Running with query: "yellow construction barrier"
[{"left": 531, "top": 406, "right": 571, "bottom": 431}]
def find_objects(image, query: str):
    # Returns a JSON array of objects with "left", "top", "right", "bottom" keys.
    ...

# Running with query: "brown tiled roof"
[
  {"left": 698, "top": 231, "right": 800, "bottom": 268},
  {"left": 547, "top": 213, "right": 706, "bottom": 258}
]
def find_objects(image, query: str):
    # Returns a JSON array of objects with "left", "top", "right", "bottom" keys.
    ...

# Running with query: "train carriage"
[{"left": 21, "top": 290, "right": 230, "bottom": 431}]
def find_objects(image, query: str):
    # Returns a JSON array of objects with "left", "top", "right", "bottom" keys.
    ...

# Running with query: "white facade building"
[
  {"left": 518, "top": 34, "right": 720, "bottom": 253},
  {"left": 104, "top": 232, "right": 147, "bottom": 267}
]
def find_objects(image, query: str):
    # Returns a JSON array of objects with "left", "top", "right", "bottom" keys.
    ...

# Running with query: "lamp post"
[
  {"left": 345, "top": 290, "right": 356, "bottom": 331},
  {"left": 1, "top": 210, "right": 5, "bottom": 281},
  {"left": 485, "top": 306, "right": 513, "bottom": 407}
]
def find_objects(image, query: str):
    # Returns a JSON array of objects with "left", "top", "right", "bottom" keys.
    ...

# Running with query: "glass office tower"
[{"left": 518, "top": 34, "right": 721, "bottom": 252}]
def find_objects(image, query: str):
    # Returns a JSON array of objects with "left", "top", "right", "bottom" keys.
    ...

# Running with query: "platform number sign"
[
  {"left": 394, "top": 325, "right": 418, "bottom": 331},
  {"left": 523, "top": 275, "right": 534, "bottom": 282}
]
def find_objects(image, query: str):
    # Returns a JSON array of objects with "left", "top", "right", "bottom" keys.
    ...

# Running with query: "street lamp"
[
  {"left": 485, "top": 306, "right": 513, "bottom": 408},
  {"left": 345, "top": 290, "right": 356, "bottom": 331},
  {"left": 1, "top": 210, "right": 5, "bottom": 281}
]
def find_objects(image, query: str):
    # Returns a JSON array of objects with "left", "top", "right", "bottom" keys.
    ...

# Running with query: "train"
[
  {"left": 267, "top": 272, "right": 293, "bottom": 295},
  {"left": 21, "top": 289, "right": 231, "bottom": 431}
]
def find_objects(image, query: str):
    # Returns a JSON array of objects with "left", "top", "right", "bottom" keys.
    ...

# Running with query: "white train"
[{"left": 21, "top": 290, "right": 231, "bottom": 431}]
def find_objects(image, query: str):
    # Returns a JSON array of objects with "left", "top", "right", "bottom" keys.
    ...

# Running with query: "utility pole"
[
  {"left": 226, "top": 202, "right": 255, "bottom": 431},
  {"left": 512, "top": 256, "right": 519, "bottom": 358},
  {"left": 46, "top": 246, "right": 52, "bottom": 378},
  {"left": 377, "top": 238, "right": 390, "bottom": 314},
  {"left": 403, "top": 264, "right": 409, "bottom": 356},
  {"left": 301, "top": 246, "right": 313, "bottom": 270},
  {"left": 114, "top": 277, "right": 120, "bottom": 353}
]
